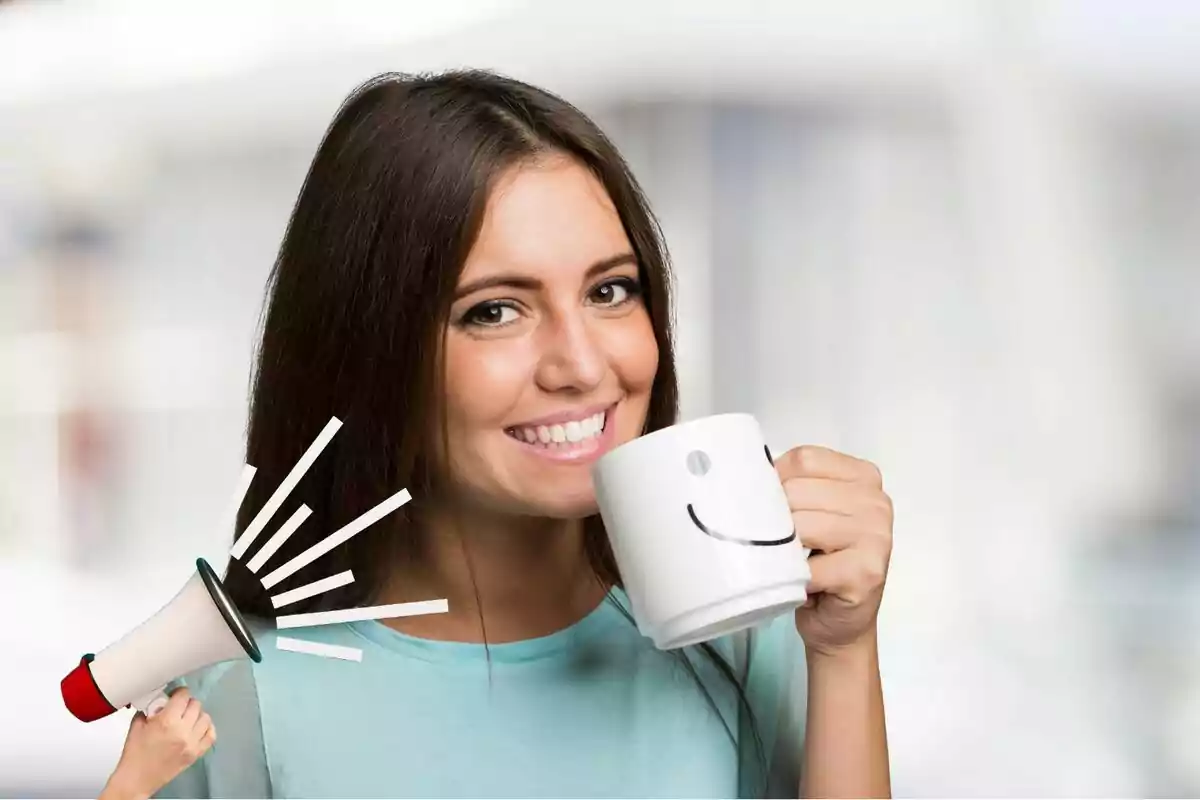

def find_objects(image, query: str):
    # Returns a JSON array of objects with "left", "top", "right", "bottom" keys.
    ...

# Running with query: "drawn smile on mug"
[
  {"left": 685, "top": 504, "right": 797, "bottom": 547},
  {"left": 683, "top": 445, "right": 797, "bottom": 547}
]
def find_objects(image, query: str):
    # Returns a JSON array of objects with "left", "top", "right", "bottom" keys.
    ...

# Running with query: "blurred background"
[{"left": 1, "top": 0, "right": 1198, "bottom": 796}]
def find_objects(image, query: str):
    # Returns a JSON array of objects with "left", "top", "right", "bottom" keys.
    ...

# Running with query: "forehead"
[{"left": 460, "top": 156, "right": 632, "bottom": 284}]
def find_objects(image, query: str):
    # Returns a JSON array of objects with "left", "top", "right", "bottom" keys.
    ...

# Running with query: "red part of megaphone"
[{"left": 61, "top": 654, "right": 117, "bottom": 722}]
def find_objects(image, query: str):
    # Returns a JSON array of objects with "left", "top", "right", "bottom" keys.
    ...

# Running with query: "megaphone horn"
[{"left": 60, "top": 558, "right": 262, "bottom": 722}]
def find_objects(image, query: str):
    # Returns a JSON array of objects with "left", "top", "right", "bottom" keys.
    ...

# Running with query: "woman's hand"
[
  {"left": 98, "top": 688, "right": 216, "bottom": 800},
  {"left": 775, "top": 445, "right": 893, "bottom": 657}
]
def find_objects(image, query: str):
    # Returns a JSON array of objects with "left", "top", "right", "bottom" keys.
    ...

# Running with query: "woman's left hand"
[{"left": 774, "top": 445, "right": 893, "bottom": 657}]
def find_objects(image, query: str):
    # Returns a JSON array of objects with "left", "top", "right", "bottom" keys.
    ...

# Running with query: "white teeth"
[{"left": 510, "top": 410, "right": 609, "bottom": 448}]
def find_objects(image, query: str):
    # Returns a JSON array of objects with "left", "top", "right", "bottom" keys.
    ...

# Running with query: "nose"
[{"left": 534, "top": 308, "right": 606, "bottom": 393}]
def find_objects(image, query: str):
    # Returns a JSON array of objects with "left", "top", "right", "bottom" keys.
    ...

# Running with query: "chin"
[
  {"left": 525, "top": 490, "right": 599, "bottom": 520},
  {"left": 487, "top": 474, "right": 596, "bottom": 519}
]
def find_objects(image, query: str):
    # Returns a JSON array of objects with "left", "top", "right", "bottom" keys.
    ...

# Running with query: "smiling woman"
[{"left": 91, "top": 69, "right": 889, "bottom": 800}]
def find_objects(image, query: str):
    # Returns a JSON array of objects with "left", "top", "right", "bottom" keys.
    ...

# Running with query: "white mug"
[{"left": 592, "top": 413, "right": 810, "bottom": 650}]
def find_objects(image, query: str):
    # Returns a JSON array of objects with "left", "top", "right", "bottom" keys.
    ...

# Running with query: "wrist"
[
  {"left": 100, "top": 767, "right": 152, "bottom": 800},
  {"left": 805, "top": 626, "right": 878, "bottom": 669}
]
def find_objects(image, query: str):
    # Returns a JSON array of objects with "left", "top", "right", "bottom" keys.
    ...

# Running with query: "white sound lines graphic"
[
  {"left": 215, "top": 464, "right": 257, "bottom": 552},
  {"left": 270, "top": 570, "right": 354, "bottom": 610},
  {"left": 220, "top": 417, "right": 448, "bottom": 662},
  {"left": 260, "top": 488, "right": 411, "bottom": 590},
  {"left": 230, "top": 417, "right": 342, "bottom": 560},
  {"left": 246, "top": 505, "right": 311, "bottom": 574},
  {"left": 275, "top": 636, "right": 363, "bottom": 662},
  {"left": 275, "top": 600, "right": 450, "bottom": 629}
]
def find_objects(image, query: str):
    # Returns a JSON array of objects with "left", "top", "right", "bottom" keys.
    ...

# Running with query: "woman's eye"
[
  {"left": 463, "top": 302, "right": 519, "bottom": 327},
  {"left": 591, "top": 278, "right": 641, "bottom": 307}
]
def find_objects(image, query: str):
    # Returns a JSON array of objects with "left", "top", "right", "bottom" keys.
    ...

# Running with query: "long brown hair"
[{"left": 221, "top": 69, "right": 763, "bottom": 785}]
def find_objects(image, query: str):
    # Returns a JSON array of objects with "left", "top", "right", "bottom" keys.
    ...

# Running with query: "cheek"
[
  {"left": 607, "top": 312, "right": 659, "bottom": 391},
  {"left": 444, "top": 338, "right": 534, "bottom": 430}
]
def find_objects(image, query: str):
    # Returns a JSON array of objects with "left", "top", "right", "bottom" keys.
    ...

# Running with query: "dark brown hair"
[{"left": 221, "top": 69, "right": 764, "bottom": 785}]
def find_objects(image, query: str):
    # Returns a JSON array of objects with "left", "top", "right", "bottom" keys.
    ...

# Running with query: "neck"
[{"left": 379, "top": 505, "right": 610, "bottom": 644}]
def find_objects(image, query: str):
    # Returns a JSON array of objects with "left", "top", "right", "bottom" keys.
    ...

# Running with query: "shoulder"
[
  {"left": 181, "top": 618, "right": 368, "bottom": 711},
  {"left": 155, "top": 655, "right": 270, "bottom": 798},
  {"left": 155, "top": 620, "right": 283, "bottom": 799},
  {"left": 159, "top": 617, "right": 362, "bottom": 798}
]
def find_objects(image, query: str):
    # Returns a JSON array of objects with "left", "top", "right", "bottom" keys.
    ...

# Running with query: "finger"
[
  {"left": 200, "top": 724, "right": 217, "bottom": 753},
  {"left": 162, "top": 687, "right": 191, "bottom": 720},
  {"left": 776, "top": 445, "right": 882, "bottom": 486},
  {"left": 792, "top": 510, "right": 862, "bottom": 553},
  {"left": 180, "top": 698, "right": 202, "bottom": 730},
  {"left": 806, "top": 547, "right": 887, "bottom": 604},
  {"left": 193, "top": 710, "right": 213, "bottom": 738},
  {"left": 783, "top": 477, "right": 890, "bottom": 520}
]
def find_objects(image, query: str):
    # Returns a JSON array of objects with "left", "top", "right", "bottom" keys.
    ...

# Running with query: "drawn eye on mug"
[{"left": 684, "top": 448, "right": 796, "bottom": 547}]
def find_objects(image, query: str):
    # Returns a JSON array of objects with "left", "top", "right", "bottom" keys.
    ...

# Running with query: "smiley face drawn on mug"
[{"left": 684, "top": 445, "right": 797, "bottom": 547}]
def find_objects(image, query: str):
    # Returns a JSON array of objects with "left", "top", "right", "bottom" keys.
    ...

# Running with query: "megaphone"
[{"left": 60, "top": 557, "right": 262, "bottom": 722}]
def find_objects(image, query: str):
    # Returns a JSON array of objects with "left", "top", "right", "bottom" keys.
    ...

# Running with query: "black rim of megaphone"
[{"left": 196, "top": 558, "right": 263, "bottom": 663}]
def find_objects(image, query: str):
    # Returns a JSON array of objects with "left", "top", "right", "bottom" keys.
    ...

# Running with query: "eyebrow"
[{"left": 454, "top": 252, "right": 638, "bottom": 301}]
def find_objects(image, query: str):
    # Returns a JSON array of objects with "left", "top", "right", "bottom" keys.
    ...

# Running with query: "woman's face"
[{"left": 442, "top": 155, "right": 658, "bottom": 519}]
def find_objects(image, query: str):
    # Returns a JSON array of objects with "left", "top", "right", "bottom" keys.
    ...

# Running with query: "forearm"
[
  {"left": 800, "top": 631, "right": 890, "bottom": 799},
  {"left": 98, "top": 770, "right": 152, "bottom": 800}
]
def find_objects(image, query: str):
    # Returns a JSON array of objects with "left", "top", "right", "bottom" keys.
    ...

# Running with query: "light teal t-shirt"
[{"left": 157, "top": 590, "right": 806, "bottom": 798}]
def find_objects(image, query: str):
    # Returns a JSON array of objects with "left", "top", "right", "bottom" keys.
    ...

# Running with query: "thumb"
[{"left": 128, "top": 711, "right": 148, "bottom": 732}]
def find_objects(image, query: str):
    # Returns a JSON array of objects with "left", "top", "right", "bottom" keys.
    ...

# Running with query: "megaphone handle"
[{"left": 131, "top": 686, "right": 170, "bottom": 718}]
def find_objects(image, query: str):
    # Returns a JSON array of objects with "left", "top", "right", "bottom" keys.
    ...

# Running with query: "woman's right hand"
[{"left": 98, "top": 687, "right": 216, "bottom": 800}]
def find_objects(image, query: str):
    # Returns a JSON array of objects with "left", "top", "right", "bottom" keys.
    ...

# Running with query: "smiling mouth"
[
  {"left": 505, "top": 408, "right": 609, "bottom": 449},
  {"left": 686, "top": 504, "right": 797, "bottom": 547}
]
